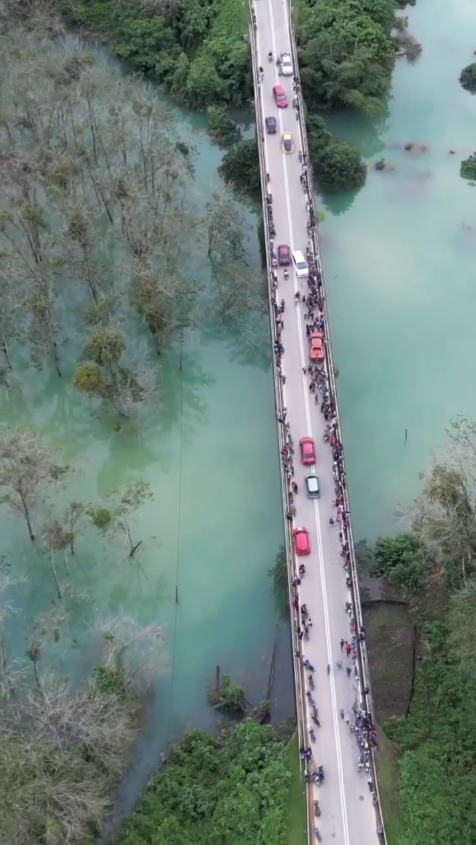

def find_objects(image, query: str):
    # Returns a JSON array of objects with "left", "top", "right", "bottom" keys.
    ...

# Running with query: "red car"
[
  {"left": 310, "top": 330, "right": 325, "bottom": 363},
  {"left": 278, "top": 244, "right": 291, "bottom": 266},
  {"left": 273, "top": 84, "right": 288, "bottom": 108},
  {"left": 300, "top": 436, "right": 316, "bottom": 465},
  {"left": 293, "top": 527, "right": 311, "bottom": 556}
]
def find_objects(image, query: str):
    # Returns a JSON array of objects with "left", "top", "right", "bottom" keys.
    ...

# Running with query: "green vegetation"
[
  {"left": 363, "top": 415, "right": 476, "bottom": 845},
  {"left": 307, "top": 115, "right": 367, "bottom": 193},
  {"left": 286, "top": 733, "right": 307, "bottom": 845},
  {"left": 459, "top": 62, "right": 476, "bottom": 94},
  {"left": 0, "top": 566, "right": 166, "bottom": 845},
  {"left": 297, "top": 0, "right": 396, "bottom": 115},
  {"left": 207, "top": 105, "right": 241, "bottom": 146},
  {"left": 219, "top": 138, "right": 261, "bottom": 197},
  {"left": 119, "top": 720, "right": 293, "bottom": 845},
  {"left": 58, "top": 0, "right": 251, "bottom": 110},
  {"left": 460, "top": 152, "right": 476, "bottom": 181}
]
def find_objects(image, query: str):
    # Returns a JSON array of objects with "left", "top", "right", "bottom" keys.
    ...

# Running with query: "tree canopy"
[
  {"left": 459, "top": 62, "right": 476, "bottom": 94},
  {"left": 368, "top": 415, "right": 476, "bottom": 845},
  {"left": 119, "top": 721, "right": 292, "bottom": 845},
  {"left": 297, "top": 0, "right": 396, "bottom": 115}
]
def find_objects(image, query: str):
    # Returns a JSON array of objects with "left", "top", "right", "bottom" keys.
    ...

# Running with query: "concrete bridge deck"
[{"left": 250, "top": 1, "right": 384, "bottom": 843}]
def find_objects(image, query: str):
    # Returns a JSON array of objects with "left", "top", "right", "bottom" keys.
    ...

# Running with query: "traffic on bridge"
[{"left": 250, "top": 0, "right": 384, "bottom": 843}]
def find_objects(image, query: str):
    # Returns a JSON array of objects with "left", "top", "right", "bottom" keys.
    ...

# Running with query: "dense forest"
[
  {"left": 119, "top": 721, "right": 295, "bottom": 845},
  {"left": 3, "top": 0, "right": 421, "bottom": 195},
  {"left": 359, "top": 415, "right": 476, "bottom": 845}
]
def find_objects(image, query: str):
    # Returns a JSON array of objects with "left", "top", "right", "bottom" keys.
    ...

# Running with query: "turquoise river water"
[{"left": 1, "top": 0, "right": 475, "bottom": 830}]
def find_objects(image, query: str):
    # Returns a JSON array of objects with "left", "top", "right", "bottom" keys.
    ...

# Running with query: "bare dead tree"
[{"left": 0, "top": 427, "right": 73, "bottom": 541}]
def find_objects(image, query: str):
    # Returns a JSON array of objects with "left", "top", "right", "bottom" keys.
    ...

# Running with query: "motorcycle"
[
  {"left": 309, "top": 727, "right": 316, "bottom": 743},
  {"left": 314, "top": 828, "right": 322, "bottom": 842},
  {"left": 314, "top": 800, "right": 321, "bottom": 818},
  {"left": 308, "top": 673, "right": 314, "bottom": 690},
  {"left": 268, "top": 51, "right": 273, "bottom": 62}
]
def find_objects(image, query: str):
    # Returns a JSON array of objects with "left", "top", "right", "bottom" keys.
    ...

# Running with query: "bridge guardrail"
[
  {"left": 286, "top": 6, "right": 387, "bottom": 843},
  {"left": 248, "top": 13, "right": 311, "bottom": 842}
]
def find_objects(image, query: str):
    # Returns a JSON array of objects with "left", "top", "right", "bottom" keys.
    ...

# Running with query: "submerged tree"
[
  {"left": 86, "top": 480, "right": 154, "bottom": 561},
  {"left": 73, "top": 329, "right": 158, "bottom": 418},
  {"left": 0, "top": 427, "right": 71, "bottom": 541},
  {"left": 407, "top": 415, "right": 476, "bottom": 588}
]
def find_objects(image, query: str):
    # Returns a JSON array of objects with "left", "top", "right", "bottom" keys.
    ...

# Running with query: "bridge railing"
[
  {"left": 248, "top": 12, "right": 311, "bottom": 843},
  {"left": 286, "top": 5, "right": 388, "bottom": 843}
]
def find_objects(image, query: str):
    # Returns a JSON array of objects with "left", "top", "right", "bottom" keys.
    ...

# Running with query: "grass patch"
[
  {"left": 374, "top": 725, "right": 402, "bottom": 845},
  {"left": 286, "top": 733, "right": 307, "bottom": 845},
  {"left": 363, "top": 602, "right": 414, "bottom": 720}
]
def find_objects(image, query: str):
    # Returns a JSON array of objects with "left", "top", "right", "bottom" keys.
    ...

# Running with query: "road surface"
[{"left": 252, "top": 2, "right": 381, "bottom": 844}]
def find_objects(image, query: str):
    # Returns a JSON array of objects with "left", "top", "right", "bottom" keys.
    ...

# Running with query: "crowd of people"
[{"left": 254, "top": 31, "right": 383, "bottom": 841}]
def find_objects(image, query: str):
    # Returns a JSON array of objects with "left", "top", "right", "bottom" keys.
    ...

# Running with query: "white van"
[{"left": 292, "top": 250, "right": 308, "bottom": 278}]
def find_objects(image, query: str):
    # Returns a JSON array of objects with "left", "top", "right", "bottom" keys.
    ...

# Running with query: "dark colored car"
[
  {"left": 273, "top": 84, "right": 288, "bottom": 108},
  {"left": 277, "top": 244, "right": 291, "bottom": 266},
  {"left": 265, "top": 116, "right": 277, "bottom": 134}
]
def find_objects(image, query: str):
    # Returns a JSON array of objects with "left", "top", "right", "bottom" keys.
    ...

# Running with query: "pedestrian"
[
  {"left": 346, "top": 666, "right": 351, "bottom": 678},
  {"left": 340, "top": 638, "right": 344, "bottom": 650},
  {"left": 329, "top": 517, "right": 334, "bottom": 525},
  {"left": 337, "top": 661, "right": 343, "bottom": 669}
]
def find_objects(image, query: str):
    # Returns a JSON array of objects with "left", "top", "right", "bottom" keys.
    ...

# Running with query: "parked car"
[
  {"left": 300, "top": 436, "right": 316, "bottom": 465},
  {"left": 277, "top": 244, "right": 291, "bottom": 266},
  {"left": 293, "top": 527, "right": 311, "bottom": 556},
  {"left": 265, "top": 116, "right": 277, "bottom": 134},
  {"left": 273, "top": 84, "right": 288, "bottom": 108},
  {"left": 281, "top": 131, "right": 294, "bottom": 154},
  {"left": 310, "top": 330, "right": 325, "bottom": 363},
  {"left": 306, "top": 475, "right": 320, "bottom": 499}
]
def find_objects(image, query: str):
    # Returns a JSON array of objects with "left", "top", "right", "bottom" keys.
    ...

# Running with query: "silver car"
[{"left": 306, "top": 475, "right": 320, "bottom": 499}]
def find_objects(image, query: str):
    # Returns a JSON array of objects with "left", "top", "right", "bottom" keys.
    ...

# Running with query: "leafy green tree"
[
  {"left": 459, "top": 62, "right": 476, "bottom": 94},
  {"left": 207, "top": 106, "right": 241, "bottom": 146},
  {"left": 314, "top": 139, "right": 367, "bottom": 193},
  {"left": 372, "top": 534, "right": 424, "bottom": 595},
  {"left": 461, "top": 152, "right": 476, "bottom": 181},
  {"left": 119, "top": 721, "right": 291, "bottom": 845},
  {"left": 73, "top": 329, "right": 157, "bottom": 418},
  {"left": 297, "top": 1, "right": 395, "bottom": 114},
  {"left": 447, "top": 576, "right": 476, "bottom": 675},
  {"left": 219, "top": 139, "right": 261, "bottom": 197}
]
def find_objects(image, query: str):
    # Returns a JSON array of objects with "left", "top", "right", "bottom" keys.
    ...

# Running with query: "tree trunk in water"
[
  {"left": 23, "top": 504, "right": 35, "bottom": 541},
  {"left": 129, "top": 540, "right": 142, "bottom": 558},
  {"left": 33, "top": 660, "right": 41, "bottom": 691},
  {"left": 50, "top": 554, "right": 62, "bottom": 601}
]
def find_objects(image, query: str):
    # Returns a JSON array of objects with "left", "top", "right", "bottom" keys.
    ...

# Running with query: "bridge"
[{"left": 249, "top": 1, "right": 386, "bottom": 843}]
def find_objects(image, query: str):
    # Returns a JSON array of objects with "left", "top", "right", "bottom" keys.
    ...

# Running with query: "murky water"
[
  {"left": 320, "top": 0, "right": 476, "bottom": 541},
  {"left": 0, "top": 39, "right": 289, "bottom": 829},
  {"left": 2, "top": 0, "right": 475, "bottom": 828}
]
